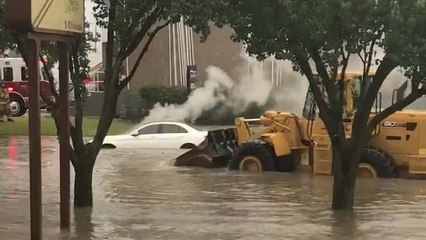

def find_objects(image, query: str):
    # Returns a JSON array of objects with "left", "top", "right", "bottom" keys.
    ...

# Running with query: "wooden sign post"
[{"left": 5, "top": 1, "right": 84, "bottom": 239}]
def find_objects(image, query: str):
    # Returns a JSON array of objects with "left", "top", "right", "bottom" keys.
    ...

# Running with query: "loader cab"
[
  {"left": 302, "top": 73, "right": 378, "bottom": 119},
  {"left": 302, "top": 73, "right": 378, "bottom": 137}
]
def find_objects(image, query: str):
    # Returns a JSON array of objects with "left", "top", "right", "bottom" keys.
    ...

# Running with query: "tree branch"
[
  {"left": 294, "top": 52, "right": 332, "bottom": 122},
  {"left": 121, "top": 3, "right": 166, "bottom": 58},
  {"left": 331, "top": 48, "right": 340, "bottom": 81},
  {"left": 351, "top": 54, "right": 398, "bottom": 141},
  {"left": 310, "top": 48, "right": 333, "bottom": 83},
  {"left": 104, "top": 0, "right": 118, "bottom": 89},
  {"left": 284, "top": 32, "right": 334, "bottom": 135},
  {"left": 119, "top": 20, "right": 171, "bottom": 90},
  {"left": 339, "top": 52, "right": 350, "bottom": 117},
  {"left": 365, "top": 40, "right": 376, "bottom": 76},
  {"left": 357, "top": 52, "right": 365, "bottom": 65},
  {"left": 365, "top": 54, "right": 398, "bottom": 107},
  {"left": 367, "top": 88, "right": 426, "bottom": 135},
  {"left": 340, "top": 52, "right": 350, "bottom": 83},
  {"left": 70, "top": 53, "right": 86, "bottom": 153}
]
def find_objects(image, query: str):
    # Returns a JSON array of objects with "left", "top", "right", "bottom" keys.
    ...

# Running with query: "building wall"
[
  {"left": 104, "top": 22, "right": 302, "bottom": 95},
  {"left": 126, "top": 24, "right": 171, "bottom": 91},
  {"left": 124, "top": 23, "right": 245, "bottom": 93},
  {"left": 192, "top": 25, "right": 243, "bottom": 82}
]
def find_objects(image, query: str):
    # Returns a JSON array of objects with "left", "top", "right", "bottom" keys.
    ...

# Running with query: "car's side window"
[
  {"left": 160, "top": 124, "right": 188, "bottom": 134},
  {"left": 138, "top": 125, "right": 159, "bottom": 135}
]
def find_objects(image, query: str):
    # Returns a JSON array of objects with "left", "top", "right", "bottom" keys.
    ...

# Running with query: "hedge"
[{"left": 139, "top": 85, "right": 188, "bottom": 109}]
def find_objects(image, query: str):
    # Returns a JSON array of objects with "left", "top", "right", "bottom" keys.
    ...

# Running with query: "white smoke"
[
  {"left": 270, "top": 61, "right": 309, "bottom": 114},
  {"left": 141, "top": 50, "right": 312, "bottom": 124},
  {"left": 141, "top": 66, "right": 234, "bottom": 124},
  {"left": 141, "top": 46, "right": 426, "bottom": 126},
  {"left": 226, "top": 52, "right": 274, "bottom": 111}
]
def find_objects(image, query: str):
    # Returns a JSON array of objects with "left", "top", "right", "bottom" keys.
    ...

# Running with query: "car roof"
[
  {"left": 142, "top": 121, "right": 189, "bottom": 126},
  {"left": 126, "top": 121, "right": 196, "bottom": 133}
]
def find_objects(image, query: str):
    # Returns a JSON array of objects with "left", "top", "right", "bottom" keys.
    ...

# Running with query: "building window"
[{"left": 87, "top": 71, "right": 105, "bottom": 92}]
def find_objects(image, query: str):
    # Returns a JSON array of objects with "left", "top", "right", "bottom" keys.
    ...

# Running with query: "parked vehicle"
[
  {"left": 99, "top": 122, "right": 208, "bottom": 149},
  {"left": 0, "top": 57, "right": 54, "bottom": 116}
]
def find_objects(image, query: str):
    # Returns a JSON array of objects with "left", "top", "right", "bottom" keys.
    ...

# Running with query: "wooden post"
[
  {"left": 27, "top": 37, "right": 42, "bottom": 240},
  {"left": 58, "top": 42, "right": 70, "bottom": 229}
]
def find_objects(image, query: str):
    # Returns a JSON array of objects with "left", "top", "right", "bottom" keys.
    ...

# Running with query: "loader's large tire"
[
  {"left": 228, "top": 140, "right": 276, "bottom": 172},
  {"left": 358, "top": 148, "right": 398, "bottom": 178}
]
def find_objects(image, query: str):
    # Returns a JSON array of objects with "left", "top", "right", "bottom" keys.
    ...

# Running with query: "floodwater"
[{"left": 1, "top": 137, "right": 426, "bottom": 240}]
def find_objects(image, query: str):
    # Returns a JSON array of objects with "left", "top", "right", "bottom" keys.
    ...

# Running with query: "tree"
[
  {"left": 0, "top": 0, "right": 97, "bottom": 206},
  {"left": 210, "top": 0, "right": 426, "bottom": 210},
  {"left": 69, "top": 0, "right": 217, "bottom": 207}
]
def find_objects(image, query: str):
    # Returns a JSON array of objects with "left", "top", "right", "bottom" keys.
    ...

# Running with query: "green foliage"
[
  {"left": 139, "top": 85, "right": 188, "bottom": 109},
  {"left": 92, "top": 0, "right": 215, "bottom": 47},
  {"left": 69, "top": 23, "right": 100, "bottom": 103},
  {"left": 0, "top": 0, "right": 14, "bottom": 52},
  {"left": 383, "top": 0, "right": 426, "bottom": 84},
  {"left": 214, "top": 0, "right": 426, "bottom": 125}
]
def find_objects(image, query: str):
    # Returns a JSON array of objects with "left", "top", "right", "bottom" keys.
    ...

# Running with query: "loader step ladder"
[{"left": 311, "top": 135, "right": 332, "bottom": 175}]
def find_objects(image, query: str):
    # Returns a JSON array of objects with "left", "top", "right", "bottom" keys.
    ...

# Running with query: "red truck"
[{"left": 1, "top": 57, "right": 54, "bottom": 116}]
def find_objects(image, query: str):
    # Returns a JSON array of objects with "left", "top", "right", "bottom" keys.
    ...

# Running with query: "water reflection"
[
  {"left": 7, "top": 137, "right": 17, "bottom": 179},
  {"left": 1, "top": 137, "right": 426, "bottom": 239},
  {"left": 71, "top": 207, "right": 95, "bottom": 240}
]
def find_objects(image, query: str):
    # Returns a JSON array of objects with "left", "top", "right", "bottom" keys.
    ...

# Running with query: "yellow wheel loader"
[
  {"left": 175, "top": 72, "right": 426, "bottom": 178},
  {"left": 175, "top": 111, "right": 313, "bottom": 173}
]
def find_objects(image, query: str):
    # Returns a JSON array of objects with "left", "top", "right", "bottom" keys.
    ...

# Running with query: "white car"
[{"left": 100, "top": 122, "right": 208, "bottom": 149}]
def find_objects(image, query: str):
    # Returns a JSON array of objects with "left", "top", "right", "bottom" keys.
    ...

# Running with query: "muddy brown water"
[{"left": 1, "top": 136, "right": 426, "bottom": 240}]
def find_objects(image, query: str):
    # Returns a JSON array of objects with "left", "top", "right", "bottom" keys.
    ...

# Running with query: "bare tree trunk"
[
  {"left": 73, "top": 90, "right": 119, "bottom": 207},
  {"left": 331, "top": 143, "right": 359, "bottom": 210},
  {"left": 74, "top": 158, "right": 94, "bottom": 207}
]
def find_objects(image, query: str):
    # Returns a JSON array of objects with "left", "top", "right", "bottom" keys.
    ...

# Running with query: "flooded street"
[{"left": 1, "top": 137, "right": 426, "bottom": 239}]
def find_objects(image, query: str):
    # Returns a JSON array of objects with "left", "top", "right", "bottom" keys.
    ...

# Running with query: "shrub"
[{"left": 139, "top": 85, "right": 188, "bottom": 109}]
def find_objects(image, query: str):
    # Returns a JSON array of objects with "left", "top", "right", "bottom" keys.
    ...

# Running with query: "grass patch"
[{"left": 0, "top": 116, "right": 136, "bottom": 137}]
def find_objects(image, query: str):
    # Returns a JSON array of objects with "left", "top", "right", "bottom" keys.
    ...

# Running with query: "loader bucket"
[{"left": 174, "top": 128, "right": 239, "bottom": 168}]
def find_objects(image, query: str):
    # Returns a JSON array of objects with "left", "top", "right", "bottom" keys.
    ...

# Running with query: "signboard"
[
  {"left": 187, "top": 65, "right": 198, "bottom": 84},
  {"left": 5, "top": 0, "right": 84, "bottom": 35},
  {"left": 186, "top": 65, "right": 198, "bottom": 93}
]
